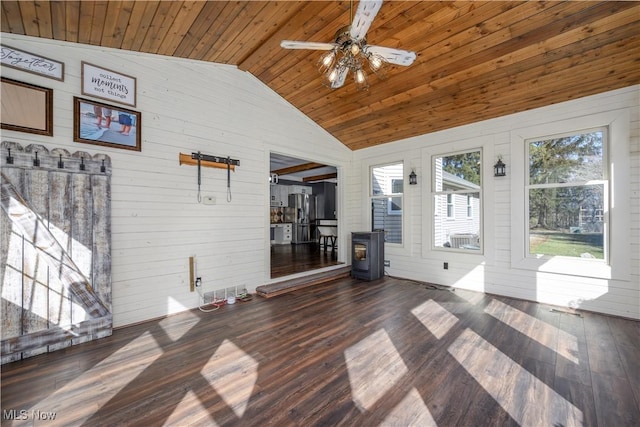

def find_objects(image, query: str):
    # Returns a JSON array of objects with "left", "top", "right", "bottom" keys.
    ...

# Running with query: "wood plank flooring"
[
  {"left": 271, "top": 242, "right": 342, "bottom": 278},
  {"left": 2, "top": 276, "right": 639, "bottom": 426}
]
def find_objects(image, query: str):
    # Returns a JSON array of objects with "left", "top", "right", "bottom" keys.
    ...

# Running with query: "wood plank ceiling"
[{"left": 2, "top": 1, "right": 639, "bottom": 151}]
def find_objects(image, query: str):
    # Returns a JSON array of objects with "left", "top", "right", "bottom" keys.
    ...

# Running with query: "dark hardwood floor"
[
  {"left": 2, "top": 276, "right": 639, "bottom": 426},
  {"left": 271, "top": 242, "right": 342, "bottom": 278}
]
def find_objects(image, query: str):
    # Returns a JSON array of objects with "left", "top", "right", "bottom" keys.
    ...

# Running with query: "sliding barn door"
[{"left": 1, "top": 142, "right": 112, "bottom": 364}]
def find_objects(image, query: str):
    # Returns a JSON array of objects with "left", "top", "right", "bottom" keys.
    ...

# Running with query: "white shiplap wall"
[
  {"left": 1, "top": 34, "right": 352, "bottom": 327},
  {"left": 351, "top": 86, "right": 640, "bottom": 319},
  {"left": 2, "top": 34, "right": 637, "bottom": 324}
]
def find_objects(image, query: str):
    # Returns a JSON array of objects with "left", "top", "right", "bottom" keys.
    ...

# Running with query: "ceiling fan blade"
[
  {"left": 331, "top": 67, "right": 349, "bottom": 89},
  {"left": 365, "top": 45, "right": 417, "bottom": 66},
  {"left": 280, "top": 40, "right": 336, "bottom": 50},
  {"left": 350, "top": 0, "right": 384, "bottom": 41}
]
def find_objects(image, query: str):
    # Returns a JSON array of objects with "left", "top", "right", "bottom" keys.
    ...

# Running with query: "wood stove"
[{"left": 351, "top": 231, "right": 385, "bottom": 281}]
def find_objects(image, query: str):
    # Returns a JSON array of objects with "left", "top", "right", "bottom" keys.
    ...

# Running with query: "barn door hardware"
[{"left": 179, "top": 152, "right": 240, "bottom": 203}]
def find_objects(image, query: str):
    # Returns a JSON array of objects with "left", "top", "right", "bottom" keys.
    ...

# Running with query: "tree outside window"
[{"left": 526, "top": 128, "right": 607, "bottom": 260}]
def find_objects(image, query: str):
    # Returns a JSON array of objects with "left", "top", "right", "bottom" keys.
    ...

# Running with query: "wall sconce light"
[
  {"left": 494, "top": 158, "right": 506, "bottom": 177},
  {"left": 409, "top": 170, "right": 417, "bottom": 185}
]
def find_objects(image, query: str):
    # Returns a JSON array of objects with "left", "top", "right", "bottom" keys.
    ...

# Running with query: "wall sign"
[
  {"left": 81, "top": 61, "right": 137, "bottom": 107},
  {"left": 0, "top": 44, "right": 64, "bottom": 81}
]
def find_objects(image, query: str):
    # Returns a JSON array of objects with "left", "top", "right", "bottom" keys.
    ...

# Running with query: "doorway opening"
[{"left": 269, "top": 153, "right": 343, "bottom": 278}]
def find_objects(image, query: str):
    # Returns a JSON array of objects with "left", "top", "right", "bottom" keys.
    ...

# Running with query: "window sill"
[{"left": 513, "top": 256, "right": 613, "bottom": 280}]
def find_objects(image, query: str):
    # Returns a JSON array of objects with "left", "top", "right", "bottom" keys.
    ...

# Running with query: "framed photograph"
[
  {"left": 81, "top": 62, "right": 136, "bottom": 107},
  {"left": 1, "top": 44, "right": 64, "bottom": 81},
  {"left": 73, "top": 97, "right": 141, "bottom": 151},
  {"left": 1, "top": 77, "right": 53, "bottom": 136}
]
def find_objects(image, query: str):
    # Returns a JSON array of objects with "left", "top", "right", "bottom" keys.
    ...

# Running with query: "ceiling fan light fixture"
[
  {"left": 322, "top": 63, "right": 342, "bottom": 88},
  {"left": 354, "top": 68, "right": 369, "bottom": 91},
  {"left": 367, "top": 53, "right": 388, "bottom": 79},
  {"left": 318, "top": 50, "right": 337, "bottom": 73},
  {"left": 282, "top": 0, "right": 416, "bottom": 91}
]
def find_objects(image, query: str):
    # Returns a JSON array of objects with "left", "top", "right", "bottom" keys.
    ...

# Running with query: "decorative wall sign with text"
[
  {"left": 0, "top": 45, "right": 64, "bottom": 81},
  {"left": 81, "top": 61, "right": 137, "bottom": 107}
]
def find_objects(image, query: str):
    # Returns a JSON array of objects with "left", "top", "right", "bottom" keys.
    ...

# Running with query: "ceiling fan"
[{"left": 280, "top": 0, "right": 416, "bottom": 91}]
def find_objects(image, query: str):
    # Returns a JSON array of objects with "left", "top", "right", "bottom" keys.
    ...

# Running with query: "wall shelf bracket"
[{"left": 179, "top": 152, "right": 239, "bottom": 170}]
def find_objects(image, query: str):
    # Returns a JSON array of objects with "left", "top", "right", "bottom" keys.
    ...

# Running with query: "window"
[
  {"left": 371, "top": 162, "right": 403, "bottom": 244},
  {"left": 526, "top": 128, "right": 607, "bottom": 260},
  {"left": 433, "top": 150, "right": 482, "bottom": 251},
  {"left": 388, "top": 178, "right": 403, "bottom": 215}
]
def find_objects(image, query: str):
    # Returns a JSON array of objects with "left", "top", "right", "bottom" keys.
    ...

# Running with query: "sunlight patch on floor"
[
  {"left": 201, "top": 339, "right": 258, "bottom": 418},
  {"left": 484, "top": 299, "right": 579, "bottom": 364},
  {"left": 453, "top": 288, "right": 485, "bottom": 305},
  {"left": 411, "top": 299, "right": 459, "bottom": 339},
  {"left": 344, "top": 329, "right": 408, "bottom": 412},
  {"left": 160, "top": 301, "right": 199, "bottom": 342},
  {"left": 163, "top": 390, "right": 218, "bottom": 427},
  {"left": 18, "top": 331, "right": 162, "bottom": 426},
  {"left": 448, "top": 328, "right": 583, "bottom": 427},
  {"left": 381, "top": 387, "right": 437, "bottom": 427}
]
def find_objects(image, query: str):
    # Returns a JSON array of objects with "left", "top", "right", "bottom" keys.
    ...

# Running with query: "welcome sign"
[{"left": 81, "top": 62, "right": 136, "bottom": 107}]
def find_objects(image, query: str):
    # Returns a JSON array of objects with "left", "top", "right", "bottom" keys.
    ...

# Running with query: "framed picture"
[
  {"left": 1, "top": 44, "right": 64, "bottom": 81},
  {"left": 1, "top": 77, "right": 53, "bottom": 136},
  {"left": 73, "top": 97, "right": 141, "bottom": 151},
  {"left": 81, "top": 62, "right": 136, "bottom": 107}
]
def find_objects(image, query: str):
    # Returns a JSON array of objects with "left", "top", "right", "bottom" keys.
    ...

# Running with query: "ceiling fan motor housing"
[{"left": 334, "top": 25, "right": 365, "bottom": 54}]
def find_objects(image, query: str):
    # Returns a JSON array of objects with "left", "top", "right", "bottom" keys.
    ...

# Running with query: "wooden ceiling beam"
[
  {"left": 303, "top": 173, "right": 338, "bottom": 183},
  {"left": 272, "top": 162, "right": 327, "bottom": 175}
]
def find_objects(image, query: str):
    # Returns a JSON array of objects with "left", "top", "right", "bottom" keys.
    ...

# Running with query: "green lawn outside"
[{"left": 530, "top": 231, "right": 604, "bottom": 259}]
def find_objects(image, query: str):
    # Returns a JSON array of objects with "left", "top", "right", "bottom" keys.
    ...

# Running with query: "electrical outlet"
[
  {"left": 384, "top": 260, "right": 391, "bottom": 267},
  {"left": 444, "top": 262, "right": 448, "bottom": 270}
]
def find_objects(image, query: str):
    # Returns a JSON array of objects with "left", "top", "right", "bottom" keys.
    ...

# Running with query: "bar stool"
[{"left": 317, "top": 226, "right": 337, "bottom": 252}]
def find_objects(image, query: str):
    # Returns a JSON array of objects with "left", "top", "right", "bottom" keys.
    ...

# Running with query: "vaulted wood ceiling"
[{"left": 2, "top": 1, "right": 639, "bottom": 150}]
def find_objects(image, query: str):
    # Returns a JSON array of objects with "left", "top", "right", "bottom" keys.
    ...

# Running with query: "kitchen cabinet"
[
  {"left": 270, "top": 184, "right": 290, "bottom": 207},
  {"left": 271, "top": 223, "right": 292, "bottom": 244},
  {"left": 289, "top": 185, "right": 312, "bottom": 195}
]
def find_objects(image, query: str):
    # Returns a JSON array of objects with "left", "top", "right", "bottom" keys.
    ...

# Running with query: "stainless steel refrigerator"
[{"left": 285, "top": 193, "right": 317, "bottom": 244}]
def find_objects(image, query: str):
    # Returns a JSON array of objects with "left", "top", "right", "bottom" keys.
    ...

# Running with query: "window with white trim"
[
  {"left": 446, "top": 194, "right": 454, "bottom": 218},
  {"left": 526, "top": 127, "right": 608, "bottom": 261},
  {"left": 433, "top": 150, "right": 482, "bottom": 251},
  {"left": 371, "top": 162, "right": 403, "bottom": 244}
]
